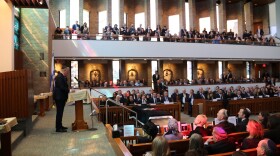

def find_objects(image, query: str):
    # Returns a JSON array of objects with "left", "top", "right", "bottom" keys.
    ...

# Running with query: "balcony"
[{"left": 52, "top": 34, "right": 280, "bottom": 61}]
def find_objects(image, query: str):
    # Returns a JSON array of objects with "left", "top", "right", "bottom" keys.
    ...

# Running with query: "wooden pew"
[
  {"left": 208, "top": 144, "right": 280, "bottom": 156},
  {"left": 193, "top": 97, "right": 280, "bottom": 117}
]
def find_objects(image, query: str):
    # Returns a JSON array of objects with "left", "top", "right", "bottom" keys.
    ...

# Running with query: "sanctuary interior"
[{"left": 1, "top": 0, "right": 280, "bottom": 156}]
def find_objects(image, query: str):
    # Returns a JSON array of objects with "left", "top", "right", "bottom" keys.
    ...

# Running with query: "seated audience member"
[
  {"left": 156, "top": 93, "right": 163, "bottom": 103},
  {"left": 115, "top": 95, "right": 125, "bottom": 105},
  {"left": 149, "top": 93, "right": 159, "bottom": 104},
  {"left": 258, "top": 111, "right": 270, "bottom": 129},
  {"left": 127, "top": 95, "right": 135, "bottom": 106},
  {"left": 204, "top": 127, "right": 236, "bottom": 155},
  {"left": 144, "top": 136, "right": 170, "bottom": 156},
  {"left": 215, "top": 109, "right": 236, "bottom": 134},
  {"left": 171, "top": 89, "right": 179, "bottom": 102},
  {"left": 241, "top": 120, "right": 264, "bottom": 150},
  {"left": 236, "top": 108, "right": 251, "bottom": 132},
  {"left": 141, "top": 95, "right": 148, "bottom": 105},
  {"left": 257, "top": 139, "right": 277, "bottom": 156},
  {"left": 164, "top": 118, "right": 183, "bottom": 141},
  {"left": 134, "top": 93, "right": 142, "bottom": 104},
  {"left": 138, "top": 121, "right": 159, "bottom": 143},
  {"left": 185, "top": 134, "right": 207, "bottom": 156},
  {"left": 189, "top": 114, "right": 211, "bottom": 137},
  {"left": 99, "top": 95, "right": 107, "bottom": 107},
  {"left": 161, "top": 91, "right": 172, "bottom": 103},
  {"left": 264, "top": 115, "right": 280, "bottom": 144}
]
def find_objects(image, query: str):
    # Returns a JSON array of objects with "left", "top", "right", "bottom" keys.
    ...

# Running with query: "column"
[
  {"left": 0, "top": 0, "right": 14, "bottom": 72},
  {"left": 144, "top": 0, "right": 150, "bottom": 28},
  {"left": 79, "top": 0, "right": 84, "bottom": 24},
  {"left": 276, "top": 0, "right": 280, "bottom": 38},
  {"left": 218, "top": 0, "right": 226, "bottom": 32},
  {"left": 237, "top": 1, "right": 245, "bottom": 37},
  {"left": 107, "top": 0, "right": 112, "bottom": 25},
  {"left": 189, "top": 0, "right": 198, "bottom": 30},
  {"left": 192, "top": 61, "right": 198, "bottom": 80},
  {"left": 119, "top": 0, "right": 124, "bottom": 27},
  {"left": 244, "top": 1, "right": 253, "bottom": 32},
  {"left": 179, "top": 0, "right": 186, "bottom": 30},
  {"left": 209, "top": 0, "right": 217, "bottom": 30},
  {"left": 156, "top": 0, "right": 162, "bottom": 27}
]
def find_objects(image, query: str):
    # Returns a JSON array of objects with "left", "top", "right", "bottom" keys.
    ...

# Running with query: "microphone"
[{"left": 74, "top": 77, "right": 79, "bottom": 82}]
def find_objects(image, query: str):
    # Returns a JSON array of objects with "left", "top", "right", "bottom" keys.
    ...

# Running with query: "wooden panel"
[
  {"left": 98, "top": 104, "right": 181, "bottom": 126},
  {"left": 0, "top": 70, "right": 34, "bottom": 118}
]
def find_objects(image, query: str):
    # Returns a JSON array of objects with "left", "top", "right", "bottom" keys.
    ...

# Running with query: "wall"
[
  {"left": 227, "top": 61, "right": 246, "bottom": 79},
  {"left": 163, "top": 61, "right": 185, "bottom": 81},
  {"left": 162, "top": 0, "right": 179, "bottom": 28},
  {"left": 49, "top": 0, "right": 70, "bottom": 27},
  {"left": 123, "top": 61, "right": 149, "bottom": 83},
  {"left": 226, "top": 2, "right": 239, "bottom": 20},
  {"left": 0, "top": 0, "right": 14, "bottom": 72},
  {"left": 124, "top": 0, "right": 135, "bottom": 26},
  {"left": 254, "top": 5, "right": 270, "bottom": 35},
  {"left": 21, "top": 8, "right": 49, "bottom": 94},
  {"left": 196, "top": 0, "right": 209, "bottom": 19},
  {"left": 197, "top": 61, "right": 218, "bottom": 80},
  {"left": 78, "top": 60, "right": 109, "bottom": 82}
]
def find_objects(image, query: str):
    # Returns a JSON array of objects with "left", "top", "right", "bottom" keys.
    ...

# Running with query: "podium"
[
  {"left": 67, "top": 89, "right": 91, "bottom": 131},
  {"left": 34, "top": 95, "right": 48, "bottom": 116},
  {"left": 0, "top": 117, "right": 18, "bottom": 156}
]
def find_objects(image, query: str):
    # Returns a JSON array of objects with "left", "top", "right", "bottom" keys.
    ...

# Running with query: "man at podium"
[{"left": 53, "top": 65, "right": 70, "bottom": 132}]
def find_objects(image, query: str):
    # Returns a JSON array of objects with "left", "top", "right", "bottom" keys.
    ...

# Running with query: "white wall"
[
  {"left": 0, "top": 0, "right": 14, "bottom": 72},
  {"left": 53, "top": 40, "right": 280, "bottom": 60}
]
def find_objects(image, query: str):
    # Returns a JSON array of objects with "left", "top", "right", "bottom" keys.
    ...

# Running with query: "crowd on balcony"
[{"left": 53, "top": 21, "right": 277, "bottom": 46}]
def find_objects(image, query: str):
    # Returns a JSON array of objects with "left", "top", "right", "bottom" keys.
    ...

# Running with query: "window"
[
  {"left": 70, "top": 0, "right": 80, "bottom": 26},
  {"left": 59, "top": 9, "right": 66, "bottom": 28},
  {"left": 83, "top": 9, "right": 89, "bottom": 28},
  {"left": 135, "top": 12, "right": 145, "bottom": 30},
  {"left": 150, "top": 0, "right": 156, "bottom": 30},
  {"left": 227, "top": 19, "right": 238, "bottom": 35},
  {"left": 151, "top": 61, "right": 158, "bottom": 90},
  {"left": 269, "top": 2, "right": 277, "bottom": 36},
  {"left": 98, "top": 11, "right": 107, "bottom": 33},
  {"left": 185, "top": 2, "right": 190, "bottom": 30},
  {"left": 187, "top": 61, "right": 192, "bottom": 81},
  {"left": 218, "top": 61, "right": 222, "bottom": 79},
  {"left": 112, "top": 61, "right": 120, "bottom": 84},
  {"left": 124, "top": 13, "right": 127, "bottom": 25},
  {"left": 112, "top": 0, "right": 120, "bottom": 26},
  {"left": 246, "top": 62, "right": 250, "bottom": 79},
  {"left": 71, "top": 61, "right": 79, "bottom": 88},
  {"left": 199, "top": 17, "right": 210, "bottom": 33},
  {"left": 168, "top": 14, "right": 180, "bottom": 35}
]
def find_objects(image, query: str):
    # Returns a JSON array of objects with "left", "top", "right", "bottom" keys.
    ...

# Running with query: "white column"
[
  {"left": 276, "top": 0, "right": 280, "bottom": 38},
  {"left": 0, "top": 0, "right": 14, "bottom": 72}
]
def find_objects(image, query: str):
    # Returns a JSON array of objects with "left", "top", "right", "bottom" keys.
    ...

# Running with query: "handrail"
[{"left": 106, "top": 98, "right": 138, "bottom": 127}]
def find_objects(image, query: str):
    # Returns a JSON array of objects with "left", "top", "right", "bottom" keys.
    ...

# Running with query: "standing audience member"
[
  {"left": 264, "top": 115, "right": 280, "bottom": 144},
  {"left": 256, "top": 139, "right": 277, "bottom": 156},
  {"left": 258, "top": 111, "right": 270, "bottom": 129},
  {"left": 236, "top": 108, "right": 251, "bottom": 132},
  {"left": 241, "top": 120, "right": 264, "bottom": 150},
  {"left": 53, "top": 65, "right": 70, "bottom": 132},
  {"left": 164, "top": 118, "right": 183, "bottom": 141},
  {"left": 72, "top": 21, "right": 80, "bottom": 33},
  {"left": 215, "top": 109, "right": 236, "bottom": 134},
  {"left": 189, "top": 114, "right": 211, "bottom": 137},
  {"left": 204, "top": 127, "right": 236, "bottom": 154},
  {"left": 152, "top": 71, "right": 160, "bottom": 92},
  {"left": 185, "top": 134, "right": 207, "bottom": 156},
  {"left": 144, "top": 136, "right": 170, "bottom": 156}
]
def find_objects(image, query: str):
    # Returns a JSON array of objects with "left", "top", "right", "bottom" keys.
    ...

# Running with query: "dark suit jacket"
[
  {"left": 161, "top": 96, "right": 172, "bottom": 103},
  {"left": 179, "top": 93, "right": 189, "bottom": 104},
  {"left": 189, "top": 126, "right": 211, "bottom": 137},
  {"left": 134, "top": 98, "right": 142, "bottom": 104},
  {"left": 152, "top": 74, "right": 160, "bottom": 83},
  {"left": 53, "top": 72, "right": 69, "bottom": 101},
  {"left": 215, "top": 121, "right": 236, "bottom": 134},
  {"left": 205, "top": 139, "right": 236, "bottom": 155},
  {"left": 236, "top": 118, "right": 249, "bottom": 132},
  {"left": 148, "top": 97, "right": 159, "bottom": 104},
  {"left": 171, "top": 93, "right": 179, "bottom": 102},
  {"left": 197, "top": 92, "right": 207, "bottom": 99}
]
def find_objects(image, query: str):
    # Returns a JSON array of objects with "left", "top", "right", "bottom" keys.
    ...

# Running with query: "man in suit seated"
[
  {"left": 115, "top": 95, "right": 125, "bottom": 105},
  {"left": 204, "top": 127, "right": 236, "bottom": 154},
  {"left": 236, "top": 108, "right": 251, "bottom": 132},
  {"left": 134, "top": 93, "right": 142, "bottom": 104},
  {"left": 141, "top": 95, "right": 148, "bottom": 105},
  {"left": 234, "top": 90, "right": 245, "bottom": 99},
  {"left": 257, "top": 139, "right": 277, "bottom": 156},
  {"left": 149, "top": 93, "right": 159, "bottom": 104},
  {"left": 161, "top": 91, "right": 172, "bottom": 103},
  {"left": 197, "top": 87, "right": 207, "bottom": 99},
  {"left": 215, "top": 109, "right": 236, "bottom": 134},
  {"left": 179, "top": 89, "right": 189, "bottom": 111},
  {"left": 214, "top": 89, "right": 225, "bottom": 100}
]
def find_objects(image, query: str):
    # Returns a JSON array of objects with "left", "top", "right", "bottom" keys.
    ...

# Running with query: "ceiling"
[{"left": 9, "top": 0, "right": 48, "bottom": 8}]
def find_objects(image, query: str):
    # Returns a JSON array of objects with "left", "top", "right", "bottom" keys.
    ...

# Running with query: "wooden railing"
[
  {"left": 193, "top": 97, "right": 280, "bottom": 117},
  {"left": 99, "top": 104, "right": 181, "bottom": 126},
  {"left": 0, "top": 70, "right": 34, "bottom": 118}
]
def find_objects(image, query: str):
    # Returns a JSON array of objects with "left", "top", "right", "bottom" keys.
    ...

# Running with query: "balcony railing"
[{"left": 52, "top": 34, "right": 280, "bottom": 47}]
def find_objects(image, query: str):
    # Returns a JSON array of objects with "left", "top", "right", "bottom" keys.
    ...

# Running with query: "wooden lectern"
[
  {"left": 67, "top": 89, "right": 91, "bottom": 131},
  {"left": 34, "top": 95, "right": 48, "bottom": 117}
]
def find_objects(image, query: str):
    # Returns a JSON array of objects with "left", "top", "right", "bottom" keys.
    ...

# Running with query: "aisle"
[{"left": 13, "top": 104, "right": 116, "bottom": 156}]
